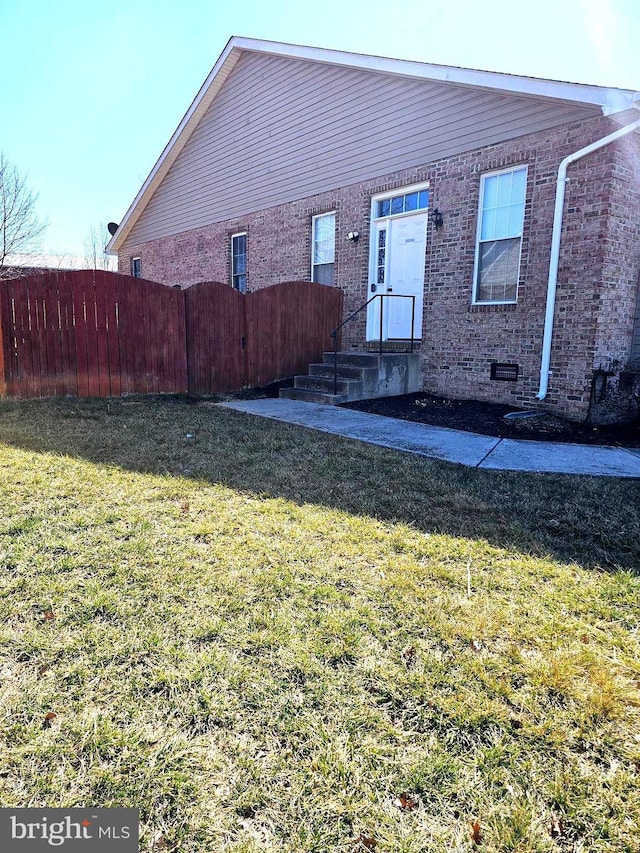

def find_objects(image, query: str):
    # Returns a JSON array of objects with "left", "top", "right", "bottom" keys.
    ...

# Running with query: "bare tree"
[
  {"left": 0, "top": 152, "right": 47, "bottom": 279},
  {"left": 84, "top": 223, "right": 112, "bottom": 270}
]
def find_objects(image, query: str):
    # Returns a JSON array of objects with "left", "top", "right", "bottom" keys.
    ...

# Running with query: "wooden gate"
[
  {"left": 184, "top": 281, "right": 246, "bottom": 394},
  {"left": 184, "top": 280, "right": 342, "bottom": 393}
]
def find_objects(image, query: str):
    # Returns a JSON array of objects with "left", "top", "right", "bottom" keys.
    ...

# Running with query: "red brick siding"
[
  {"left": 593, "top": 131, "right": 640, "bottom": 368},
  {"left": 118, "top": 115, "right": 640, "bottom": 420}
]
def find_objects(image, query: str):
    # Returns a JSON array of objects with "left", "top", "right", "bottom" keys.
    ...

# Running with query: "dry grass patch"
[{"left": 0, "top": 397, "right": 638, "bottom": 852}]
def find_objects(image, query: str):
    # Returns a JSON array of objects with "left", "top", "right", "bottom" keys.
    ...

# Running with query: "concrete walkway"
[{"left": 219, "top": 398, "right": 640, "bottom": 478}]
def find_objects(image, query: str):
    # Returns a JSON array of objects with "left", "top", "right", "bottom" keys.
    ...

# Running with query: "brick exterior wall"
[
  {"left": 118, "top": 115, "right": 640, "bottom": 421},
  {"left": 581, "top": 129, "right": 640, "bottom": 422}
]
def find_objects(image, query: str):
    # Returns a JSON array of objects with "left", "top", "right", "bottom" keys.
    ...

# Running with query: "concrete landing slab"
[
  {"left": 217, "top": 398, "right": 640, "bottom": 478},
  {"left": 220, "top": 398, "right": 500, "bottom": 467}
]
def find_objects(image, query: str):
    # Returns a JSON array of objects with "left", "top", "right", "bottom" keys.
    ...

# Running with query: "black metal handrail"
[{"left": 329, "top": 293, "right": 416, "bottom": 395}]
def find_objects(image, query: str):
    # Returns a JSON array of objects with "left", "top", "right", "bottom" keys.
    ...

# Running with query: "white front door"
[{"left": 366, "top": 211, "right": 427, "bottom": 341}]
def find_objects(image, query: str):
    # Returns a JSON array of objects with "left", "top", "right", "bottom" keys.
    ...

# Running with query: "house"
[{"left": 106, "top": 37, "right": 640, "bottom": 422}]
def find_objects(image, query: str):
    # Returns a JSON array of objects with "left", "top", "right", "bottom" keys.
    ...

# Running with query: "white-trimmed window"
[
  {"left": 131, "top": 257, "right": 141, "bottom": 278},
  {"left": 311, "top": 212, "right": 335, "bottom": 285},
  {"left": 231, "top": 232, "right": 247, "bottom": 292},
  {"left": 473, "top": 166, "right": 527, "bottom": 304},
  {"left": 375, "top": 188, "right": 429, "bottom": 218}
]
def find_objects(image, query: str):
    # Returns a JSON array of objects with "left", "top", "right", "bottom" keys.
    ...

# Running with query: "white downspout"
[{"left": 536, "top": 110, "right": 640, "bottom": 400}]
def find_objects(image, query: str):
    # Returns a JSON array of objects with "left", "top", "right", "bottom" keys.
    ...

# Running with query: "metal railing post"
[{"left": 328, "top": 294, "right": 419, "bottom": 392}]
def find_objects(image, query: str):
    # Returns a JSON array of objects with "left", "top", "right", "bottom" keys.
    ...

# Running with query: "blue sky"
[{"left": 1, "top": 0, "right": 638, "bottom": 257}]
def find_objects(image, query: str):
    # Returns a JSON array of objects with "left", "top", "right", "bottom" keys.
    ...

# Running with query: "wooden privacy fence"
[
  {"left": 0, "top": 270, "right": 343, "bottom": 399},
  {"left": 0, "top": 270, "right": 187, "bottom": 398}
]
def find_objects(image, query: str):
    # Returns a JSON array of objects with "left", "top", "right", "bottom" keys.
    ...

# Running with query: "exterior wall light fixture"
[
  {"left": 432, "top": 209, "right": 444, "bottom": 229},
  {"left": 346, "top": 231, "right": 359, "bottom": 242}
]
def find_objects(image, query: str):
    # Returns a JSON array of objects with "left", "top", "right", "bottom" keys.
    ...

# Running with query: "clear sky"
[{"left": 1, "top": 0, "right": 638, "bottom": 257}]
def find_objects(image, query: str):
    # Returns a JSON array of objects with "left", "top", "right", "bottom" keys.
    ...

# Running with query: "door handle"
[{"left": 370, "top": 283, "right": 377, "bottom": 292}]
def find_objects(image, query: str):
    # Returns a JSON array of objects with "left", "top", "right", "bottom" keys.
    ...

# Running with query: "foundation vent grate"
[{"left": 490, "top": 362, "right": 519, "bottom": 381}]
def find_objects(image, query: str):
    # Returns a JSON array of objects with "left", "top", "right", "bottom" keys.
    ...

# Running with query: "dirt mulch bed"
[{"left": 342, "top": 392, "right": 640, "bottom": 447}]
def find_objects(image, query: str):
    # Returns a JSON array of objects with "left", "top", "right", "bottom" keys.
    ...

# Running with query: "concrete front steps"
[{"left": 279, "top": 351, "right": 421, "bottom": 405}]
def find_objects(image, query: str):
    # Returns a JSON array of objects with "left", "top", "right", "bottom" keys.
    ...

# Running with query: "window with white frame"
[
  {"left": 376, "top": 188, "right": 429, "bottom": 218},
  {"left": 311, "top": 212, "right": 335, "bottom": 285},
  {"left": 131, "top": 257, "right": 141, "bottom": 278},
  {"left": 231, "top": 232, "right": 247, "bottom": 292},
  {"left": 473, "top": 166, "right": 527, "bottom": 303}
]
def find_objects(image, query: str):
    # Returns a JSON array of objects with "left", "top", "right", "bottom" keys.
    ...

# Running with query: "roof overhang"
[{"left": 107, "top": 36, "right": 639, "bottom": 254}]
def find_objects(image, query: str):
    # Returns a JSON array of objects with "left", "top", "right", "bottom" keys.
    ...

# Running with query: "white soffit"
[{"left": 107, "top": 36, "right": 638, "bottom": 254}]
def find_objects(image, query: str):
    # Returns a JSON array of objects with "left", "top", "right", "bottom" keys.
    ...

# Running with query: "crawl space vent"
[{"left": 490, "top": 362, "right": 519, "bottom": 381}]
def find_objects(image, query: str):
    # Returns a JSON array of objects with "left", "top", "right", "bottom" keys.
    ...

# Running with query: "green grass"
[{"left": 0, "top": 396, "right": 638, "bottom": 852}]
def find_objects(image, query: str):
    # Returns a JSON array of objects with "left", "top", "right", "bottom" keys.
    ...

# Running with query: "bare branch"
[
  {"left": 0, "top": 152, "right": 47, "bottom": 279},
  {"left": 83, "top": 222, "right": 112, "bottom": 270}
]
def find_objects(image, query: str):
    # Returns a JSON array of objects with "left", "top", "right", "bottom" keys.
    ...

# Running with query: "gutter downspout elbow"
[{"left": 536, "top": 115, "right": 640, "bottom": 401}]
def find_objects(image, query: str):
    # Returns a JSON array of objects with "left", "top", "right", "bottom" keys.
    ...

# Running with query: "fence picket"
[
  {"left": 0, "top": 281, "right": 10, "bottom": 397},
  {"left": 103, "top": 271, "right": 121, "bottom": 397},
  {"left": 93, "top": 270, "right": 111, "bottom": 396}
]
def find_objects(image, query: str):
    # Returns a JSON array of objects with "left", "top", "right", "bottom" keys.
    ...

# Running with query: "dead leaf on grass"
[
  {"left": 351, "top": 834, "right": 377, "bottom": 850},
  {"left": 470, "top": 639, "right": 483, "bottom": 652},
  {"left": 393, "top": 792, "right": 417, "bottom": 810},
  {"left": 549, "top": 815, "right": 565, "bottom": 839},
  {"left": 471, "top": 820, "right": 482, "bottom": 846},
  {"left": 43, "top": 610, "right": 55, "bottom": 622},
  {"left": 42, "top": 711, "right": 57, "bottom": 728}
]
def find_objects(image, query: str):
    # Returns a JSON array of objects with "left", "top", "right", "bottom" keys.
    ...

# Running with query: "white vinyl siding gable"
[
  {"left": 473, "top": 167, "right": 527, "bottom": 304},
  {"left": 121, "top": 52, "right": 598, "bottom": 251}
]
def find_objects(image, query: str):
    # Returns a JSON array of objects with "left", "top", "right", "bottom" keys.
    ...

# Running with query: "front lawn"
[{"left": 0, "top": 397, "right": 638, "bottom": 852}]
